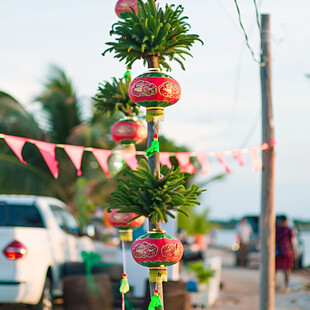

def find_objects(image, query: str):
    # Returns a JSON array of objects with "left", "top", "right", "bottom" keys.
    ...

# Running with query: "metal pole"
[
  {"left": 147, "top": 121, "right": 164, "bottom": 309},
  {"left": 260, "top": 14, "right": 275, "bottom": 310}
]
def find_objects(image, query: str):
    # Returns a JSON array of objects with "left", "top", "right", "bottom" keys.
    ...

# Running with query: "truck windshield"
[{"left": 0, "top": 204, "right": 44, "bottom": 228}]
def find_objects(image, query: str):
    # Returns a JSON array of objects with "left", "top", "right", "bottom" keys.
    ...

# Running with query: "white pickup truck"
[{"left": 0, "top": 195, "right": 116, "bottom": 310}]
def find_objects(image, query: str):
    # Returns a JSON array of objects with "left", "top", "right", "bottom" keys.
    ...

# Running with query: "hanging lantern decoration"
[
  {"left": 111, "top": 117, "right": 147, "bottom": 145},
  {"left": 109, "top": 209, "right": 145, "bottom": 241},
  {"left": 115, "top": 0, "right": 138, "bottom": 19},
  {"left": 129, "top": 70, "right": 181, "bottom": 122},
  {"left": 131, "top": 230, "right": 184, "bottom": 282}
]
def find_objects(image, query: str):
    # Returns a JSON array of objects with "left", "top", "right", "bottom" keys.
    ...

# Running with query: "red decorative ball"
[
  {"left": 129, "top": 71, "right": 181, "bottom": 109},
  {"left": 109, "top": 209, "right": 145, "bottom": 241},
  {"left": 131, "top": 231, "right": 184, "bottom": 268},
  {"left": 115, "top": 0, "right": 138, "bottom": 19},
  {"left": 109, "top": 209, "right": 145, "bottom": 230},
  {"left": 111, "top": 117, "right": 147, "bottom": 145}
]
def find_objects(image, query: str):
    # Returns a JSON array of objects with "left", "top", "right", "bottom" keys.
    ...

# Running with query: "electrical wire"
[
  {"left": 219, "top": 0, "right": 264, "bottom": 136},
  {"left": 239, "top": 107, "right": 261, "bottom": 148},
  {"left": 233, "top": 0, "right": 265, "bottom": 66},
  {"left": 216, "top": 0, "right": 241, "bottom": 33}
]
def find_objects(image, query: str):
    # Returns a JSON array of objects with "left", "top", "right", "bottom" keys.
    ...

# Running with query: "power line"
[
  {"left": 220, "top": 0, "right": 264, "bottom": 135},
  {"left": 233, "top": 0, "right": 265, "bottom": 66}
]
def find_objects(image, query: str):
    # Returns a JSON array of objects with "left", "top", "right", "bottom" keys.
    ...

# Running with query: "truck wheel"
[{"left": 28, "top": 277, "right": 53, "bottom": 310}]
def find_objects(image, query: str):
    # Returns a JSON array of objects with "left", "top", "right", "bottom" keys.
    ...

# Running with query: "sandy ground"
[{"left": 207, "top": 248, "right": 310, "bottom": 310}]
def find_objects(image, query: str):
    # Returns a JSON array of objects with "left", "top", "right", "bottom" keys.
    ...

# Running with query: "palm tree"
[
  {"left": 0, "top": 91, "right": 66, "bottom": 199},
  {"left": 0, "top": 91, "right": 43, "bottom": 139},
  {"left": 33, "top": 65, "right": 83, "bottom": 143},
  {"left": 0, "top": 67, "right": 116, "bottom": 206}
]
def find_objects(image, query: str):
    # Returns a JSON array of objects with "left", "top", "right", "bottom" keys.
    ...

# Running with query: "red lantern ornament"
[
  {"left": 111, "top": 117, "right": 147, "bottom": 145},
  {"left": 115, "top": 0, "right": 138, "bottom": 19},
  {"left": 109, "top": 209, "right": 145, "bottom": 241},
  {"left": 129, "top": 69, "right": 181, "bottom": 122},
  {"left": 131, "top": 230, "right": 184, "bottom": 282}
]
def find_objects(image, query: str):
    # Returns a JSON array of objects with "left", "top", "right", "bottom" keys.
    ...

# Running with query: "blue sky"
[{"left": 1, "top": 0, "right": 309, "bottom": 220}]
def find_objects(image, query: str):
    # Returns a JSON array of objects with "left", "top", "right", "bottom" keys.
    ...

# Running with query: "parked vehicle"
[
  {"left": 233, "top": 214, "right": 304, "bottom": 269},
  {"left": 0, "top": 195, "right": 116, "bottom": 309}
]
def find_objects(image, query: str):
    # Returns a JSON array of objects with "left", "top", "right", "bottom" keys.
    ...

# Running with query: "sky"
[{"left": 0, "top": 0, "right": 309, "bottom": 220}]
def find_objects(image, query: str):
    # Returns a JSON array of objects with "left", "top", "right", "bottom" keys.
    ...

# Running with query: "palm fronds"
[
  {"left": 34, "top": 65, "right": 83, "bottom": 143},
  {"left": 0, "top": 91, "right": 43, "bottom": 139}
]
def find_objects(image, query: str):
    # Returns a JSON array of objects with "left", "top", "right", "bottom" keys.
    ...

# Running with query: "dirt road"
[{"left": 208, "top": 248, "right": 310, "bottom": 310}]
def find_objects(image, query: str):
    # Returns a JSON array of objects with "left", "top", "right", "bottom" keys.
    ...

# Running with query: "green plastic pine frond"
[
  {"left": 93, "top": 76, "right": 139, "bottom": 117},
  {"left": 102, "top": 0, "right": 203, "bottom": 71},
  {"left": 109, "top": 159, "right": 206, "bottom": 223}
]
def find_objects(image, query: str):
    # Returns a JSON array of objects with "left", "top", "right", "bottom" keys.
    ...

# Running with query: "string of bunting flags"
[{"left": 0, "top": 133, "right": 275, "bottom": 179}]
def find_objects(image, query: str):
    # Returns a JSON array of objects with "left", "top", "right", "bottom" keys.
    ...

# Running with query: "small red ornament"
[
  {"left": 131, "top": 230, "right": 184, "bottom": 282},
  {"left": 111, "top": 117, "right": 147, "bottom": 145},
  {"left": 115, "top": 0, "right": 138, "bottom": 19},
  {"left": 129, "top": 69, "right": 181, "bottom": 122},
  {"left": 109, "top": 209, "right": 145, "bottom": 241}
]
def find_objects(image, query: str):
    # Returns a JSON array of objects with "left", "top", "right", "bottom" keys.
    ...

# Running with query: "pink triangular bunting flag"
[
  {"left": 215, "top": 152, "right": 231, "bottom": 173},
  {"left": 196, "top": 152, "right": 210, "bottom": 175},
  {"left": 160, "top": 152, "right": 172, "bottom": 169},
  {"left": 3, "top": 135, "right": 28, "bottom": 164},
  {"left": 121, "top": 151, "right": 138, "bottom": 170},
  {"left": 175, "top": 152, "right": 197, "bottom": 174},
  {"left": 248, "top": 147, "right": 262, "bottom": 172},
  {"left": 63, "top": 145, "right": 85, "bottom": 176},
  {"left": 232, "top": 150, "right": 246, "bottom": 166},
  {"left": 92, "top": 149, "right": 112, "bottom": 178},
  {"left": 34, "top": 141, "right": 59, "bottom": 178}
]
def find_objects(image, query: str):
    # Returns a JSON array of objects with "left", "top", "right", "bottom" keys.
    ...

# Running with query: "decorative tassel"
[
  {"left": 148, "top": 290, "right": 163, "bottom": 310},
  {"left": 145, "top": 134, "right": 159, "bottom": 157},
  {"left": 119, "top": 229, "right": 133, "bottom": 241},
  {"left": 81, "top": 251, "right": 101, "bottom": 298},
  {"left": 120, "top": 273, "right": 130, "bottom": 294},
  {"left": 146, "top": 107, "right": 164, "bottom": 122},
  {"left": 149, "top": 267, "right": 167, "bottom": 283},
  {"left": 124, "top": 295, "right": 134, "bottom": 310},
  {"left": 124, "top": 66, "right": 131, "bottom": 82},
  {"left": 81, "top": 251, "right": 101, "bottom": 276}
]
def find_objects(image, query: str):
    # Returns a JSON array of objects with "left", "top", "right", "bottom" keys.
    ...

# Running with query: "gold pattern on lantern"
[
  {"left": 161, "top": 243, "right": 183, "bottom": 259},
  {"left": 132, "top": 241, "right": 158, "bottom": 258},
  {"left": 158, "top": 82, "right": 181, "bottom": 99},
  {"left": 131, "top": 81, "right": 157, "bottom": 97}
]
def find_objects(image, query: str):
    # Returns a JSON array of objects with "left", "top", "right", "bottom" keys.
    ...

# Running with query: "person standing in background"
[
  {"left": 276, "top": 215, "right": 295, "bottom": 293},
  {"left": 236, "top": 217, "right": 253, "bottom": 266}
]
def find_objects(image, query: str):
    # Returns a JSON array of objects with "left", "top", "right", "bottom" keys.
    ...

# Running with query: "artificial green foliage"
[
  {"left": 93, "top": 76, "right": 140, "bottom": 117},
  {"left": 178, "top": 208, "right": 213, "bottom": 236},
  {"left": 103, "top": 0, "right": 203, "bottom": 71},
  {"left": 109, "top": 159, "right": 205, "bottom": 224},
  {"left": 185, "top": 261, "right": 215, "bottom": 284}
]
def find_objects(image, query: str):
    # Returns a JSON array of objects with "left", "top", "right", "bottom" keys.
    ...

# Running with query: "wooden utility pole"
[{"left": 259, "top": 14, "right": 275, "bottom": 310}]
